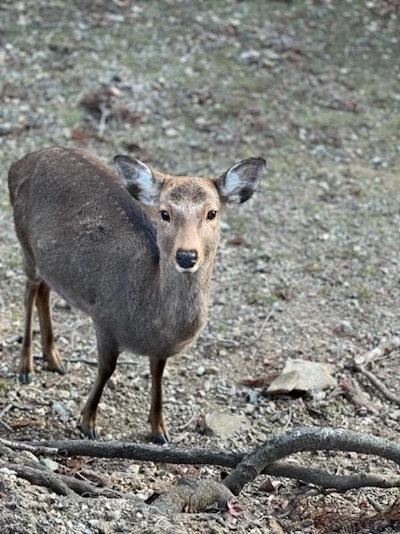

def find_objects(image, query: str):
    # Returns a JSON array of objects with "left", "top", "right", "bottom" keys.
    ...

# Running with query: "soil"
[{"left": 0, "top": 1, "right": 399, "bottom": 532}]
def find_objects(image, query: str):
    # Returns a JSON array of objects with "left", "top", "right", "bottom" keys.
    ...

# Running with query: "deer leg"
[
  {"left": 149, "top": 357, "right": 170, "bottom": 444},
  {"left": 18, "top": 279, "right": 40, "bottom": 384},
  {"left": 79, "top": 341, "right": 119, "bottom": 440},
  {"left": 36, "top": 281, "right": 65, "bottom": 375}
]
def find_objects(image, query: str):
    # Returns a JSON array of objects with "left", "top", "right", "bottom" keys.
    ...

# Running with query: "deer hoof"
[
  {"left": 152, "top": 430, "right": 171, "bottom": 445},
  {"left": 78, "top": 424, "right": 99, "bottom": 440},
  {"left": 19, "top": 372, "right": 33, "bottom": 384},
  {"left": 53, "top": 364, "right": 67, "bottom": 375}
]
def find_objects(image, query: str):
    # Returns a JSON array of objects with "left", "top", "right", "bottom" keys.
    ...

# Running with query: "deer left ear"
[
  {"left": 114, "top": 155, "right": 160, "bottom": 205},
  {"left": 215, "top": 157, "right": 266, "bottom": 204}
]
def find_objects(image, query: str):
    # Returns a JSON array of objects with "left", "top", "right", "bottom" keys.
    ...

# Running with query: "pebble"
[
  {"left": 41, "top": 459, "right": 61, "bottom": 472},
  {"left": 52, "top": 402, "right": 70, "bottom": 423},
  {"left": 165, "top": 127, "right": 179, "bottom": 138},
  {"left": 127, "top": 464, "right": 140, "bottom": 474},
  {"left": 196, "top": 365, "right": 205, "bottom": 376},
  {"left": 245, "top": 403, "right": 256, "bottom": 415}
]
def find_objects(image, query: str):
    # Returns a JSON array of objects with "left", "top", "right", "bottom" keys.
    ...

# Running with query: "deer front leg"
[
  {"left": 18, "top": 279, "right": 40, "bottom": 384},
  {"left": 149, "top": 357, "right": 170, "bottom": 444},
  {"left": 79, "top": 342, "right": 119, "bottom": 440},
  {"left": 36, "top": 281, "right": 66, "bottom": 375}
]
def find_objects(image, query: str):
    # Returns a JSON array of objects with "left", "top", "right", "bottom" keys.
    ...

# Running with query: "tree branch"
[
  {"left": 221, "top": 427, "right": 400, "bottom": 495},
  {"left": 3, "top": 426, "right": 400, "bottom": 495}
]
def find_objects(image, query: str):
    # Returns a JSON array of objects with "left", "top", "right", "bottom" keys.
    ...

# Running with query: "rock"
[
  {"left": 51, "top": 402, "right": 70, "bottom": 423},
  {"left": 245, "top": 403, "right": 256, "bottom": 415},
  {"left": 239, "top": 49, "right": 261, "bottom": 63},
  {"left": 21, "top": 451, "right": 39, "bottom": 463},
  {"left": 127, "top": 464, "right": 140, "bottom": 474},
  {"left": 196, "top": 365, "right": 205, "bottom": 376},
  {"left": 248, "top": 390, "right": 259, "bottom": 405},
  {"left": 41, "top": 459, "right": 61, "bottom": 472},
  {"left": 204, "top": 412, "right": 248, "bottom": 439},
  {"left": 267, "top": 359, "right": 337, "bottom": 394},
  {"left": 165, "top": 127, "right": 179, "bottom": 138}
]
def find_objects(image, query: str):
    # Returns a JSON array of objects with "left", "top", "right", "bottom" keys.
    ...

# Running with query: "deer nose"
[{"left": 176, "top": 249, "right": 198, "bottom": 269}]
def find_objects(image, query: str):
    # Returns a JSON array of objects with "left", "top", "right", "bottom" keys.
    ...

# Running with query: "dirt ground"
[{"left": 0, "top": 1, "right": 399, "bottom": 532}]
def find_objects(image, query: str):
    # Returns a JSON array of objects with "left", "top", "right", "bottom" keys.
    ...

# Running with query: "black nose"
[{"left": 176, "top": 249, "right": 198, "bottom": 269}]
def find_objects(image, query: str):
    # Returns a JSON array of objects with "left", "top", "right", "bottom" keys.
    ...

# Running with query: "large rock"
[{"left": 267, "top": 359, "right": 337, "bottom": 394}]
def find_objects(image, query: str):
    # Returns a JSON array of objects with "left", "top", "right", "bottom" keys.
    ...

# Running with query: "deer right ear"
[
  {"left": 114, "top": 155, "right": 159, "bottom": 204},
  {"left": 215, "top": 157, "right": 266, "bottom": 204}
]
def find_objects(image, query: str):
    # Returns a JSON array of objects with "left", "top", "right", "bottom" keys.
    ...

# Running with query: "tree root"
[
  {"left": 2, "top": 425, "right": 400, "bottom": 509},
  {"left": 222, "top": 427, "right": 400, "bottom": 495}
]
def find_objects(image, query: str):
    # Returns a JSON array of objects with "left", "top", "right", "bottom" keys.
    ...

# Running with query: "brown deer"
[{"left": 8, "top": 147, "right": 265, "bottom": 443}]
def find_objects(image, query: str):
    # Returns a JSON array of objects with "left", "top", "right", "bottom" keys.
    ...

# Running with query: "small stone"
[
  {"left": 41, "top": 459, "right": 61, "bottom": 472},
  {"left": 205, "top": 366, "right": 219, "bottom": 375},
  {"left": 248, "top": 390, "right": 259, "bottom": 405},
  {"left": 51, "top": 402, "right": 70, "bottom": 423},
  {"left": 204, "top": 412, "right": 248, "bottom": 439},
  {"left": 245, "top": 403, "right": 256, "bottom": 415},
  {"left": 196, "top": 365, "right": 205, "bottom": 376},
  {"left": 21, "top": 451, "right": 39, "bottom": 463},
  {"left": 165, "top": 127, "right": 179, "bottom": 138},
  {"left": 239, "top": 49, "right": 261, "bottom": 63},
  {"left": 127, "top": 464, "right": 140, "bottom": 474}
]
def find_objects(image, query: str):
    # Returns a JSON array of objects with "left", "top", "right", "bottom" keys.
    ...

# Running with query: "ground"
[{"left": 0, "top": 0, "right": 399, "bottom": 532}]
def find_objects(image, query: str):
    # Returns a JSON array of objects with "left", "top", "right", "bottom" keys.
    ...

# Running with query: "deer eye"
[
  {"left": 160, "top": 210, "right": 170, "bottom": 222},
  {"left": 207, "top": 210, "right": 217, "bottom": 221}
]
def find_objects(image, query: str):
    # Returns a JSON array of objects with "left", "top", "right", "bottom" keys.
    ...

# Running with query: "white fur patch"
[
  {"left": 175, "top": 263, "right": 200, "bottom": 274},
  {"left": 223, "top": 164, "right": 243, "bottom": 196},
  {"left": 128, "top": 161, "right": 157, "bottom": 204}
]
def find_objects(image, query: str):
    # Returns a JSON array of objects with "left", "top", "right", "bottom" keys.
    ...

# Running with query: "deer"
[{"left": 8, "top": 146, "right": 266, "bottom": 444}]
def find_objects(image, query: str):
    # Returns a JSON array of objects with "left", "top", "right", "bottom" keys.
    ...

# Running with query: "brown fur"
[{"left": 8, "top": 146, "right": 265, "bottom": 443}]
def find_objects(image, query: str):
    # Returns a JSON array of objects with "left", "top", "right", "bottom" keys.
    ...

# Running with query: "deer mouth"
[{"left": 174, "top": 263, "right": 200, "bottom": 274}]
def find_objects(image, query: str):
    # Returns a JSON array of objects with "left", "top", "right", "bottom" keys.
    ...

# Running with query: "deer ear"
[
  {"left": 215, "top": 157, "right": 266, "bottom": 204},
  {"left": 114, "top": 155, "right": 159, "bottom": 204}
]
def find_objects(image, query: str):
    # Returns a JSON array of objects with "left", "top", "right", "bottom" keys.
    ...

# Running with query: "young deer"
[{"left": 9, "top": 147, "right": 265, "bottom": 443}]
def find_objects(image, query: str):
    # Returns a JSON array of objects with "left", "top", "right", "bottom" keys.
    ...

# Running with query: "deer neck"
[{"left": 156, "top": 258, "right": 214, "bottom": 341}]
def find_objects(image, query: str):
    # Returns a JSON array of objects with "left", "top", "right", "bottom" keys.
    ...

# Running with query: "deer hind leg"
[
  {"left": 149, "top": 357, "right": 170, "bottom": 444},
  {"left": 79, "top": 338, "right": 119, "bottom": 440},
  {"left": 18, "top": 279, "right": 40, "bottom": 383},
  {"left": 36, "top": 281, "right": 65, "bottom": 375}
]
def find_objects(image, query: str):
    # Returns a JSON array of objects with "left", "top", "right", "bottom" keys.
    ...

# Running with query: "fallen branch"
[{"left": 2, "top": 427, "right": 400, "bottom": 494}]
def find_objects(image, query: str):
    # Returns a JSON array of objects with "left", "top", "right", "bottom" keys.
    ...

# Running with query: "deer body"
[{"left": 9, "top": 146, "right": 265, "bottom": 443}]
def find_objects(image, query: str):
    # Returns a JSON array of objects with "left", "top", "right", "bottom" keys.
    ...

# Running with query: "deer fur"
[{"left": 8, "top": 146, "right": 266, "bottom": 443}]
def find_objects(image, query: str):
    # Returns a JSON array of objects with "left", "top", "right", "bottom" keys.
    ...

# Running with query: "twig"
[
  {"left": 366, "top": 495, "right": 384, "bottom": 513},
  {"left": 0, "top": 419, "right": 13, "bottom": 431},
  {"left": 98, "top": 104, "right": 111, "bottom": 138},
  {"left": 354, "top": 337, "right": 400, "bottom": 366},
  {"left": 0, "top": 404, "right": 13, "bottom": 431},
  {"left": 249, "top": 306, "right": 275, "bottom": 359},
  {"left": 354, "top": 364, "right": 400, "bottom": 407},
  {"left": 33, "top": 355, "right": 139, "bottom": 367}
]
